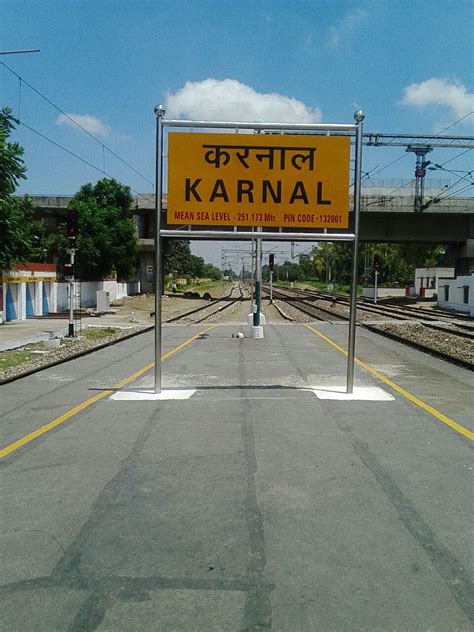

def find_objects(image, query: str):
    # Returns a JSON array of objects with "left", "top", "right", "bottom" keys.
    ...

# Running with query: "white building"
[
  {"left": 414, "top": 267, "right": 454, "bottom": 298},
  {"left": 1, "top": 263, "right": 139, "bottom": 322},
  {"left": 437, "top": 273, "right": 474, "bottom": 317}
]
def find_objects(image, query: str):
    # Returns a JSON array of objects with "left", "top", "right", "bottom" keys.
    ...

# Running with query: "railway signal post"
[{"left": 66, "top": 209, "right": 78, "bottom": 337}]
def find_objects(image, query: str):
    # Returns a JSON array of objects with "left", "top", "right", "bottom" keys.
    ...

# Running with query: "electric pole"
[{"left": 406, "top": 145, "right": 433, "bottom": 212}]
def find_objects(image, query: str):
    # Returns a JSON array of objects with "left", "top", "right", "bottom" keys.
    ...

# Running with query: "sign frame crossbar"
[{"left": 154, "top": 109, "right": 365, "bottom": 395}]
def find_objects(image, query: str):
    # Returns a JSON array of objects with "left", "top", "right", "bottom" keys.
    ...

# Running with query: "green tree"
[
  {"left": 202, "top": 262, "right": 221, "bottom": 280},
  {"left": 0, "top": 107, "right": 41, "bottom": 270},
  {"left": 60, "top": 178, "right": 139, "bottom": 280},
  {"left": 365, "top": 243, "right": 445, "bottom": 286},
  {"left": 164, "top": 240, "right": 193, "bottom": 277},
  {"left": 189, "top": 254, "right": 205, "bottom": 278}
]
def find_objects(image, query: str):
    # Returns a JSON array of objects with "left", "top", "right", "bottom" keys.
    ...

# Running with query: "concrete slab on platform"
[{"left": 308, "top": 384, "right": 395, "bottom": 400}]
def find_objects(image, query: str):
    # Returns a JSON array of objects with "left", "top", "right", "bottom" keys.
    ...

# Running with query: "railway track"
[
  {"left": 264, "top": 287, "right": 346, "bottom": 323},
  {"left": 290, "top": 288, "right": 474, "bottom": 338},
  {"left": 165, "top": 283, "right": 248, "bottom": 324},
  {"left": 273, "top": 285, "right": 474, "bottom": 338},
  {"left": 264, "top": 284, "right": 473, "bottom": 369}
]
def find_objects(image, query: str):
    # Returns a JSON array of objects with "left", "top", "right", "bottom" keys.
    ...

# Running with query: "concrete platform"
[
  {"left": 0, "top": 323, "right": 472, "bottom": 630},
  {"left": 0, "top": 318, "right": 70, "bottom": 351},
  {"left": 0, "top": 314, "right": 147, "bottom": 352}
]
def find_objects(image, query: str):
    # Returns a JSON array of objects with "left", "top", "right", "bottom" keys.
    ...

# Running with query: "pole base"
[
  {"left": 248, "top": 313, "right": 266, "bottom": 326},
  {"left": 68, "top": 323, "right": 75, "bottom": 337},
  {"left": 250, "top": 325, "right": 264, "bottom": 338}
]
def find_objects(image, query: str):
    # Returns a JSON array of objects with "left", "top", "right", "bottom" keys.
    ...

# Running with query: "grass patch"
[
  {"left": 0, "top": 343, "right": 46, "bottom": 372},
  {"left": 83, "top": 327, "right": 118, "bottom": 341},
  {"left": 176, "top": 280, "right": 232, "bottom": 297},
  {"left": 305, "top": 280, "right": 363, "bottom": 296}
]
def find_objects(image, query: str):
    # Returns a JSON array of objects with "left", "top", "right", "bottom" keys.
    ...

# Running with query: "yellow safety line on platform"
[
  {"left": 0, "top": 325, "right": 216, "bottom": 459},
  {"left": 304, "top": 323, "right": 474, "bottom": 442}
]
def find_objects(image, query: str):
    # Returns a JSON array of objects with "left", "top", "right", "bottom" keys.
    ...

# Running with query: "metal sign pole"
[
  {"left": 254, "top": 229, "right": 262, "bottom": 326},
  {"left": 346, "top": 110, "right": 365, "bottom": 394},
  {"left": 250, "top": 238, "right": 255, "bottom": 311},
  {"left": 154, "top": 105, "right": 165, "bottom": 394}
]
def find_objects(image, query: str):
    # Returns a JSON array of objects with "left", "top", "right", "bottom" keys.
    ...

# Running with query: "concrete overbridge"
[{"left": 29, "top": 188, "right": 474, "bottom": 288}]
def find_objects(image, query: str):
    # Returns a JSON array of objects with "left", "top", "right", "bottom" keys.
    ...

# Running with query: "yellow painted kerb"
[
  {"left": 304, "top": 323, "right": 474, "bottom": 442},
  {"left": 0, "top": 325, "right": 216, "bottom": 459}
]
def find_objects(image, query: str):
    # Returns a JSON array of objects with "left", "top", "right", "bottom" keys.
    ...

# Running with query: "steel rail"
[
  {"left": 163, "top": 284, "right": 245, "bottom": 323},
  {"left": 266, "top": 286, "right": 473, "bottom": 369},
  {"left": 275, "top": 285, "right": 474, "bottom": 339}
]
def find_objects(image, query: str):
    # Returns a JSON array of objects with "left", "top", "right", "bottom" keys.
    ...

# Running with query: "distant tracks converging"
[{"left": 165, "top": 283, "right": 248, "bottom": 324}]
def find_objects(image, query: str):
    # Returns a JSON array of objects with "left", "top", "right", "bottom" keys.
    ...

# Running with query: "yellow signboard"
[
  {"left": 167, "top": 132, "right": 350, "bottom": 229},
  {"left": 2, "top": 275, "right": 55, "bottom": 284}
]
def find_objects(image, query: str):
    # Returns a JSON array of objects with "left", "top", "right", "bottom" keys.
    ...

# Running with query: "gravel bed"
[
  {"left": 294, "top": 297, "right": 473, "bottom": 364},
  {"left": 273, "top": 300, "right": 312, "bottom": 322},
  {"left": 369, "top": 322, "right": 474, "bottom": 364}
]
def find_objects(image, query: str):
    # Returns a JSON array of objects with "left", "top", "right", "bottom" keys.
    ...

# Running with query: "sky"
[{"left": 1, "top": 0, "right": 473, "bottom": 268}]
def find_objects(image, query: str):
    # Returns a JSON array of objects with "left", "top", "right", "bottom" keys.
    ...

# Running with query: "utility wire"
[
  {"left": 440, "top": 147, "right": 472, "bottom": 166},
  {"left": 1, "top": 60, "right": 155, "bottom": 188},
  {"left": 429, "top": 163, "right": 473, "bottom": 185},
  {"left": 433, "top": 110, "right": 474, "bottom": 134},
  {"left": 383, "top": 178, "right": 416, "bottom": 197},
  {"left": 430, "top": 175, "right": 473, "bottom": 200},
  {"left": 383, "top": 144, "right": 473, "bottom": 198},
  {"left": 422, "top": 171, "right": 473, "bottom": 209},
  {"left": 369, "top": 111, "right": 474, "bottom": 181},
  {"left": 435, "top": 183, "right": 473, "bottom": 202},
  {"left": 20, "top": 121, "right": 111, "bottom": 177},
  {"left": 19, "top": 120, "right": 155, "bottom": 203},
  {"left": 371, "top": 154, "right": 407, "bottom": 178}
]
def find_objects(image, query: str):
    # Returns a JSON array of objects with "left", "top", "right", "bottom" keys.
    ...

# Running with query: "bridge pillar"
[{"left": 446, "top": 239, "right": 474, "bottom": 275}]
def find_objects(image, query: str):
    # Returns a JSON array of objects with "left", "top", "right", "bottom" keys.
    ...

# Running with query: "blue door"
[
  {"left": 26, "top": 284, "right": 34, "bottom": 318},
  {"left": 6, "top": 285, "right": 17, "bottom": 321}
]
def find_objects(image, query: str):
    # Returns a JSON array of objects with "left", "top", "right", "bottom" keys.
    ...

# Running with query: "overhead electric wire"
[
  {"left": 429, "top": 175, "right": 473, "bottom": 200},
  {"left": 369, "top": 111, "right": 474, "bottom": 184},
  {"left": 424, "top": 148, "right": 473, "bottom": 200},
  {"left": 1, "top": 60, "right": 155, "bottom": 188},
  {"left": 19, "top": 119, "right": 155, "bottom": 203},
  {"left": 383, "top": 144, "right": 473, "bottom": 199},
  {"left": 430, "top": 163, "right": 473, "bottom": 185},
  {"left": 383, "top": 178, "right": 416, "bottom": 197},
  {"left": 422, "top": 169, "right": 474, "bottom": 209},
  {"left": 433, "top": 111, "right": 474, "bottom": 134},
  {"left": 433, "top": 183, "right": 474, "bottom": 203},
  {"left": 20, "top": 121, "right": 111, "bottom": 177},
  {"left": 440, "top": 147, "right": 472, "bottom": 166},
  {"left": 445, "top": 183, "right": 473, "bottom": 197}
]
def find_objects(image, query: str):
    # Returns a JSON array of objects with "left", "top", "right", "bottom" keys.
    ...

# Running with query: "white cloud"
[
  {"left": 328, "top": 8, "right": 367, "bottom": 51},
  {"left": 164, "top": 79, "right": 322, "bottom": 123},
  {"left": 401, "top": 79, "right": 474, "bottom": 121},
  {"left": 56, "top": 113, "right": 111, "bottom": 136}
]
